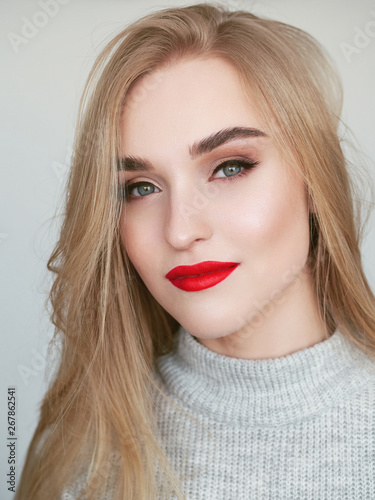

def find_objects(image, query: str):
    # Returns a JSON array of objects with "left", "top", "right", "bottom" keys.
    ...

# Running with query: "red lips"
[{"left": 165, "top": 261, "right": 239, "bottom": 292}]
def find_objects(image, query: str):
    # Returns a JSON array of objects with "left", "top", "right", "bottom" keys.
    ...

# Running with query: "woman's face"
[{"left": 119, "top": 57, "right": 311, "bottom": 339}]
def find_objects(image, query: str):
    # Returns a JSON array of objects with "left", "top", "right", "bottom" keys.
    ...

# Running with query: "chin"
[{"left": 178, "top": 318, "right": 238, "bottom": 340}]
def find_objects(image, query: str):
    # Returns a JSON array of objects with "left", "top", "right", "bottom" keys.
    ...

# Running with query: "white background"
[{"left": 1, "top": 0, "right": 374, "bottom": 497}]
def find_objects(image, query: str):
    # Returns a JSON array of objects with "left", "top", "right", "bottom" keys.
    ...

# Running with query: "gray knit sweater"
[
  {"left": 151, "top": 324, "right": 375, "bottom": 499},
  {"left": 60, "top": 324, "right": 375, "bottom": 499}
]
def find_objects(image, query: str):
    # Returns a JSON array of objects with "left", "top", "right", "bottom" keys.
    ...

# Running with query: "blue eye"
[
  {"left": 217, "top": 163, "right": 242, "bottom": 177},
  {"left": 212, "top": 159, "right": 259, "bottom": 180},
  {"left": 117, "top": 182, "right": 160, "bottom": 201},
  {"left": 118, "top": 158, "right": 259, "bottom": 201},
  {"left": 130, "top": 184, "right": 156, "bottom": 197}
]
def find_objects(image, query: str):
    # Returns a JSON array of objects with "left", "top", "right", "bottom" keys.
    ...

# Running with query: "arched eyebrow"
[
  {"left": 189, "top": 126, "right": 267, "bottom": 159},
  {"left": 117, "top": 126, "right": 267, "bottom": 172}
]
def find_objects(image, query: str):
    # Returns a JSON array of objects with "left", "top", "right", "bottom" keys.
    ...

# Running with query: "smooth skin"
[{"left": 119, "top": 57, "right": 328, "bottom": 360}]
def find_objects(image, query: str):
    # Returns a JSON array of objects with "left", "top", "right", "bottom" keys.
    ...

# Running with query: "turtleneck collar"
[{"left": 155, "top": 325, "right": 373, "bottom": 427}]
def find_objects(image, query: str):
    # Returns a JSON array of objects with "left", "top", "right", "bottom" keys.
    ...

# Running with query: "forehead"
[{"left": 120, "top": 57, "right": 263, "bottom": 157}]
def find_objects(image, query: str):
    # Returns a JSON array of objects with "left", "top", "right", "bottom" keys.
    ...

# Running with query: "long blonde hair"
[{"left": 16, "top": 3, "right": 375, "bottom": 499}]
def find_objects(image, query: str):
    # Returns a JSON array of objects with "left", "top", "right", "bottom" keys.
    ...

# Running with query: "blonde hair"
[{"left": 16, "top": 3, "right": 375, "bottom": 499}]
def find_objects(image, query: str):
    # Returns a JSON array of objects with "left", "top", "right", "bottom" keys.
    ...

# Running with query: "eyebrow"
[{"left": 117, "top": 126, "right": 267, "bottom": 172}]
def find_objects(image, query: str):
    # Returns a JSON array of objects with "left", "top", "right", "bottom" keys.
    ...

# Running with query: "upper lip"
[{"left": 165, "top": 261, "right": 239, "bottom": 280}]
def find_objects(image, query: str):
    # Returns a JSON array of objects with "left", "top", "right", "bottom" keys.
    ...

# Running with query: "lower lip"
[{"left": 167, "top": 264, "right": 239, "bottom": 292}]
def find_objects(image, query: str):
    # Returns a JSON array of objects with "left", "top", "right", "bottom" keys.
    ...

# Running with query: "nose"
[{"left": 164, "top": 185, "right": 214, "bottom": 250}]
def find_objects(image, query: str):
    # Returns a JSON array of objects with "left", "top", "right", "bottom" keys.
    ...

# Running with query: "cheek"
[
  {"left": 221, "top": 176, "right": 309, "bottom": 267},
  {"left": 120, "top": 209, "right": 161, "bottom": 275},
  {"left": 120, "top": 213, "right": 144, "bottom": 268}
]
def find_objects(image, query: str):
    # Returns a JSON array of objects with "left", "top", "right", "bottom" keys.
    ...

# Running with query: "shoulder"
[
  {"left": 59, "top": 476, "right": 87, "bottom": 500},
  {"left": 338, "top": 339, "right": 375, "bottom": 417},
  {"left": 35, "top": 425, "right": 120, "bottom": 499}
]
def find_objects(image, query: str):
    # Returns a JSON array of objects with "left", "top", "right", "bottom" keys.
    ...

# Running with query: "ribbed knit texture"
[
  {"left": 60, "top": 324, "right": 375, "bottom": 499},
  {"left": 151, "top": 325, "right": 375, "bottom": 499}
]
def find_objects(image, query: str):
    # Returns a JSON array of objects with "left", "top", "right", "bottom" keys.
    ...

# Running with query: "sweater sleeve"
[{"left": 58, "top": 451, "right": 121, "bottom": 500}]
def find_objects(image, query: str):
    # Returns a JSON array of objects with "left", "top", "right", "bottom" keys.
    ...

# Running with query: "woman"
[{"left": 16, "top": 3, "right": 375, "bottom": 499}]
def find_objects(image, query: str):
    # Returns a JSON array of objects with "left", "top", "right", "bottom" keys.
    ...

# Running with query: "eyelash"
[{"left": 117, "top": 158, "right": 259, "bottom": 202}]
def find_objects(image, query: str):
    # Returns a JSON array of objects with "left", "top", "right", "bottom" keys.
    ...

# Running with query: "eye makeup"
[{"left": 117, "top": 156, "right": 260, "bottom": 202}]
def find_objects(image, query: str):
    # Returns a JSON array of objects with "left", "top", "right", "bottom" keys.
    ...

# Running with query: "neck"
[
  {"left": 154, "top": 322, "right": 371, "bottom": 427},
  {"left": 195, "top": 265, "right": 329, "bottom": 360}
]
